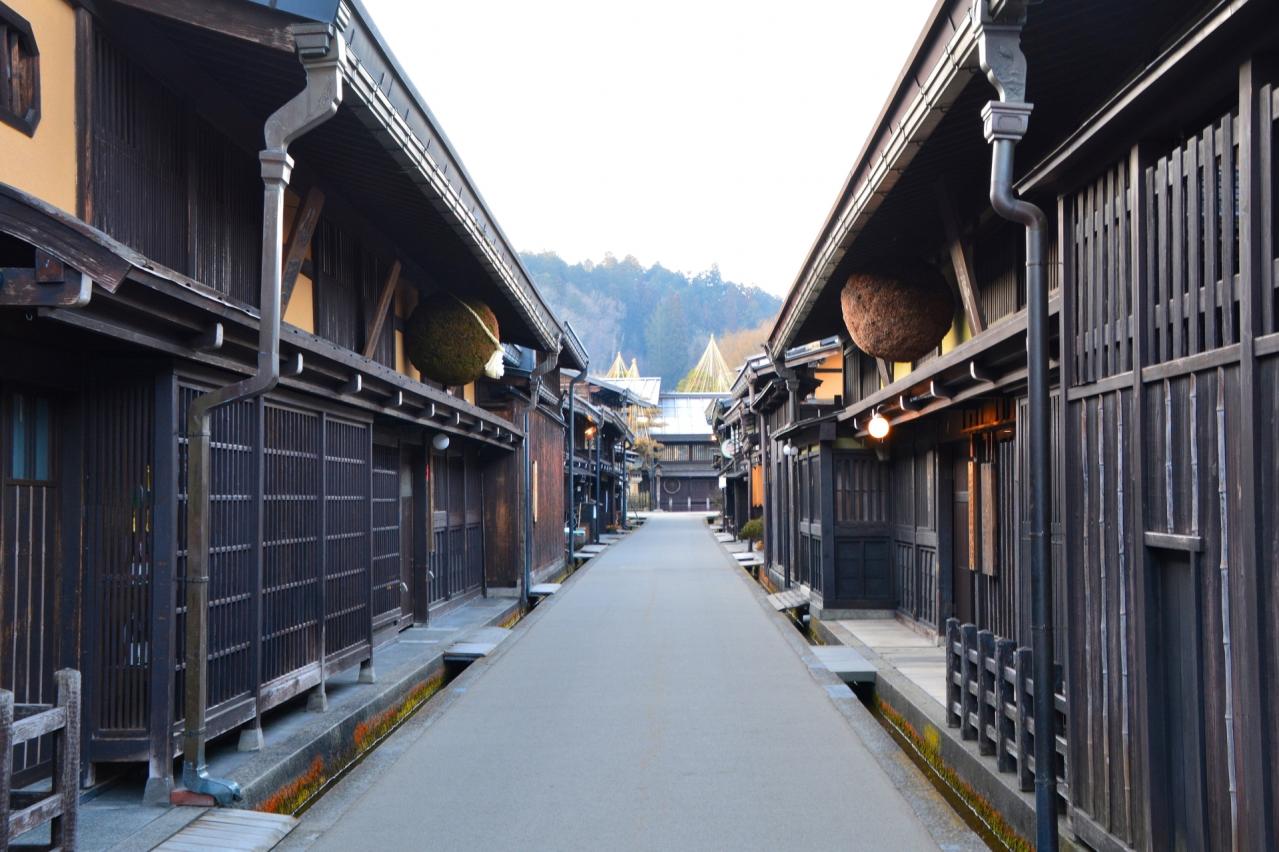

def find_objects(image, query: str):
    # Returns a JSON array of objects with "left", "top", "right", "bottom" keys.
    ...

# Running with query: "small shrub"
[{"left": 740, "top": 518, "right": 764, "bottom": 544}]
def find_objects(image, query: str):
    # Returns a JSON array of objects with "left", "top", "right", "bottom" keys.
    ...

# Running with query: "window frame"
[{"left": 0, "top": 2, "right": 40, "bottom": 137}]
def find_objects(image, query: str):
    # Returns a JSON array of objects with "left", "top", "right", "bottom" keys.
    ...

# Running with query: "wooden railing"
[
  {"left": 944, "top": 619, "right": 1067, "bottom": 802},
  {"left": 1, "top": 670, "right": 80, "bottom": 850}
]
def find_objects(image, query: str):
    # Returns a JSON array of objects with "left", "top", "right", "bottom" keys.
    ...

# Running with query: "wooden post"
[
  {"left": 1229, "top": 58, "right": 1269, "bottom": 851},
  {"left": 362, "top": 259, "right": 402, "bottom": 361},
  {"left": 51, "top": 670, "right": 81, "bottom": 851},
  {"left": 145, "top": 371, "right": 178, "bottom": 803},
  {"left": 280, "top": 186, "right": 325, "bottom": 313},
  {"left": 961, "top": 623, "right": 979, "bottom": 740},
  {"left": 936, "top": 182, "right": 987, "bottom": 335},
  {"left": 1016, "top": 647, "right": 1034, "bottom": 792},
  {"left": 978, "top": 629, "right": 996, "bottom": 756},
  {"left": 0, "top": 689, "right": 12, "bottom": 846},
  {"left": 995, "top": 638, "right": 1017, "bottom": 773},
  {"left": 945, "top": 618, "right": 961, "bottom": 728}
]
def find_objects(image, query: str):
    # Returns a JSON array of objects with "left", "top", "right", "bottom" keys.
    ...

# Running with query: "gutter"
[{"left": 181, "top": 16, "right": 346, "bottom": 805}]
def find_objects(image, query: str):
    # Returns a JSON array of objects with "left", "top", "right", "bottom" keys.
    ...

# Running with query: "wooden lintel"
[
  {"left": 281, "top": 186, "right": 325, "bottom": 314},
  {"left": 876, "top": 358, "right": 893, "bottom": 387},
  {"left": 362, "top": 259, "right": 402, "bottom": 360},
  {"left": 936, "top": 182, "right": 986, "bottom": 335},
  {"left": 928, "top": 380, "right": 952, "bottom": 401},
  {"left": 391, "top": 390, "right": 404, "bottom": 407},
  {"left": 1143, "top": 531, "right": 1203, "bottom": 552},
  {"left": 898, "top": 394, "right": 919, "bottom": 412},
  {"left": 340, "top": 374, "right": 363, "bottom": 395},
  {"left": 969, "top": 362, "right": 993, "bottom": 384}
]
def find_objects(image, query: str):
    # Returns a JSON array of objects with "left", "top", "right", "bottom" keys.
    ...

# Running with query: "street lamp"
[{"left": 868, "top": 409, "right": 890, "bottom": 440}]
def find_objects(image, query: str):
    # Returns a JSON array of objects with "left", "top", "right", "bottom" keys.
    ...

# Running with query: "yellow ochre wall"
[
  {"left": 0, "top": 0, "right": 78, "bottom": 214},
  {"left": 811, "top": 353, "right": 843, "bottom": 400},
  {"left": 280, "top": 190, "right": 316, "bottom": 333}
]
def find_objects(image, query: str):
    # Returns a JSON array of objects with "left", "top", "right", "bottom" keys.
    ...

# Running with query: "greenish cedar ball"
[{"left": 404, "top": 293, "right": 500, "bottom": 386}]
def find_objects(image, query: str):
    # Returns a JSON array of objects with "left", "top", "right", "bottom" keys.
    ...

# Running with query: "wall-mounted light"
[
  {"left": 868, "top": 409, "right": 891, "bottom": 440},
  {"left": 783, "top": 441, "right": 798, "bottom": 457},
  {"left": 432, "top": 432, "right": 451, "bottom": 451},
  {"left": 584, "top": 424, "right": 598, "bottom": 439}
]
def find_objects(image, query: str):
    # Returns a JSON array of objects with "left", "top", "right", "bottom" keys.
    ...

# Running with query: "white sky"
[{"left": 362, "top": 0, "right": 938, "bottom": 297}]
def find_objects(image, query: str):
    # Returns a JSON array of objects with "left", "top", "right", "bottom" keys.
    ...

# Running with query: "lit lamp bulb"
[{"left": 868, "top": 411, "right": 891, "bottom": 440}]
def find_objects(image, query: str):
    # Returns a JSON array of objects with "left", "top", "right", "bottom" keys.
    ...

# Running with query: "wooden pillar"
[
  {"left": 1126, "top": 141, "right": 1158, "bottom": 850},
  {"left": 818, "top": 427, "right": 836, "bottom": 603},
  {"left": 144, "top": 371, "right": 177, "bottom": 804},
  {"left": 1228, "top": 58, "right": 1270, "bottom": 851},
  {"left": 241, "top": 398, "right": 266, "bottom": 750}
]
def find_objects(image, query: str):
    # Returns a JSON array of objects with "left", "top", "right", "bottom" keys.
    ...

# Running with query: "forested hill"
[{"left": 521, "top": 252, "right": 781, "bottom": 386}]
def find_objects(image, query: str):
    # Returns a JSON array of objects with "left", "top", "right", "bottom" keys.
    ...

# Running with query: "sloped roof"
[
  {"left": 651, "top": 392, "right": 727, "bottom": 438},
  {"left": 678, "top": 336, "right": 733, "bottom": 392},
  {"left": 604, "top": 376, "right": 662, "bottom": 407}
]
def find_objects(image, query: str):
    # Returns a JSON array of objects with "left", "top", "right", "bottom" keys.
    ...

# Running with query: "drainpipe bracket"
[{"left": 981, "top": 100, "right": 1033, "bottom": 143}]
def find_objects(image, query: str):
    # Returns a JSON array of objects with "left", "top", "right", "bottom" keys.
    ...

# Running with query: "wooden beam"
[
  {"left": 107, "top": 0, "right": 297, "bottom": 52},
  {"left": 361, "top": 259, "right": 402, "bottom": 360},
  {"left": 280, "top": 186, "right": 325, "bottom": 314},
  {"left": 937, "top": 182, "right": 986, "bottom": 334},
  {"left": 876, "top": 358, "right": 892, "bottom": 387}
]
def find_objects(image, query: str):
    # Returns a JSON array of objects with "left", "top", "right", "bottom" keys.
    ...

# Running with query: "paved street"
[{"left": 286, "top": 514, "right": 975, "bottom": 851}]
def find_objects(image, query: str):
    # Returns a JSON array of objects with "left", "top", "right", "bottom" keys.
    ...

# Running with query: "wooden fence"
[
  {"left": 945, "top": 618, "right": 1068, "bottom": 802},
  {"left": 0, "top": 670, "right": 80, "bottom": 850}
]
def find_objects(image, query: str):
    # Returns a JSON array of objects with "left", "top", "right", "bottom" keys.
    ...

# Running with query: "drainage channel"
[
  {"left": 750, "top": 567, "right": 1013, "bottom": 851},
  {"left": 264, "top": 603, "right": 532, "bottom": 818}
]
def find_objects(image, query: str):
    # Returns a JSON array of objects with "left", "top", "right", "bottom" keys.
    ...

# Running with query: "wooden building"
[
  {"left": 0, "top": 0, "right": 584, "bottom": 799},
  {"left": 764, "top": 1, "right": 1279, "bottom": 848},
  {"left": 648, "top": 391, "right": 729, "bottom": 512},
  {"left": 564, "top": 377, "right": 633, "bottom": 542}
]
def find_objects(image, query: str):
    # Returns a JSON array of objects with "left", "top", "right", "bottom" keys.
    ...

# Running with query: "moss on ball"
[
  {"left": 840, "top": 266, "right": 954, "bottom": 363},
  {"left": 404, "top": 293, "right": 500, "bottom": 386}
]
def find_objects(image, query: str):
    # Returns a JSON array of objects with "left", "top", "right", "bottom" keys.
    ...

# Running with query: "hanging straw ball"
[
  {"left": 840, "top": 266, "right": 954, "bottom": 362},
  {"left": 405, "top": 293, "right": 502, "bottom": 386}
]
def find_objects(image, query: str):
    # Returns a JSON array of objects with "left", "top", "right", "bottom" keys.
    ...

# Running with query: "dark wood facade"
[
  {"left": 0, "top": 0, "right": 583, "bottom": 798},
  {"left": 761, "top": 1, "right": 1279, "bottom": 849}
]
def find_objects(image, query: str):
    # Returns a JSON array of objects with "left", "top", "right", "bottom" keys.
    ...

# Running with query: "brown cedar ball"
[
  {"left": 404, "top": 293, "right": 500, "bottom": 386},
  {"left": 840, "top": 266, "right": 954, "bottom": 363}
]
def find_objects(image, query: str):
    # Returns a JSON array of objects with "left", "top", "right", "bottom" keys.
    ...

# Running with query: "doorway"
[
  {"left": 1151, "top": 549, "right": 1208, "bottom": 851},
  {"left": 0, "top": 389, "right": 61, "bottom": 781}
]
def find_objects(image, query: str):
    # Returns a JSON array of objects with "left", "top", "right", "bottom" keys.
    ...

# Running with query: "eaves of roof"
[{"left": 768, "top": 0, "right": 977, "bottom": 357}]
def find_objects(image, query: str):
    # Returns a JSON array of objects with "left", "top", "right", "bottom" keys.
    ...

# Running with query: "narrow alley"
[{"left": 282, "top": 515, "right": 978, "bottom": 851}]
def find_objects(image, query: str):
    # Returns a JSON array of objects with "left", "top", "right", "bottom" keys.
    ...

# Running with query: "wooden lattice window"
[{"left": 0, "top": 3, "right": 39, "bottom": 136}]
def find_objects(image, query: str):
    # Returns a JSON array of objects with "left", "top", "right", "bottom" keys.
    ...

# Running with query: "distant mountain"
[{"left": 521, "top": 252, "right": 781, "bottom": 386}]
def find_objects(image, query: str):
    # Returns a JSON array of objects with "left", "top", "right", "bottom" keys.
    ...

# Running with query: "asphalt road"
[{"left": 288, "top": 514, "right": 973, "bottom": 851}]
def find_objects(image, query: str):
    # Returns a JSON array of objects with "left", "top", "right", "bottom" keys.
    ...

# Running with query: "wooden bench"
[{"left": 1, "top": 669, "right": 81, "bottom": 850}]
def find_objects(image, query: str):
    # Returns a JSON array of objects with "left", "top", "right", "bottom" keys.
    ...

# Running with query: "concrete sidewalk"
[{"left": 286, "top": 514, "right": 979, "bottom": 851}]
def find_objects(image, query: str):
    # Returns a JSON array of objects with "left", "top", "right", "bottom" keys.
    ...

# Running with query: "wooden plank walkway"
[
  {"left": 812, "top": 645, "right": 876, "bottom": 684},
  {"left": 155, "top": 809, "right": 297, "bottom": 851},
  {"left": 444, "top": 626, "right": 512, "bottom": 662},
  {"left": 766, "top": 588, "right": 810, "bottom": 611}
]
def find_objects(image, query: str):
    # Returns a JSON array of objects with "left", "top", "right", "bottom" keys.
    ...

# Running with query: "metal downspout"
[
  {"left": 971, "top": 2, "right": 1057, "bottom": 847},
  {"left": 565, "top": 366, "right": 586, "bottom": 564},
  {"left": 181, "top": 20, "right": 345, "bottom": 805}
]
